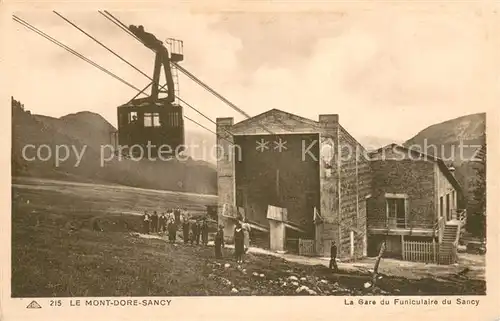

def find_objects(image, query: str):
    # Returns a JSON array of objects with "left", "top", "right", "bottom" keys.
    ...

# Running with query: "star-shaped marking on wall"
[
  {"left": 274, "top": 138, "right": 288, "bottom": 152},
  {"left": 256, "top": 138, "right": 270, "bottom": 152}
]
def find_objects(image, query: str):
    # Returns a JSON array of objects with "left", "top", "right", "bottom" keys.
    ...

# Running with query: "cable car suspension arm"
[
  {"left": 52, "top": 12, "right": 221, "bottom": 129},
  {"left": 12, "top": 15, "right": 233, "bottom": 144}
]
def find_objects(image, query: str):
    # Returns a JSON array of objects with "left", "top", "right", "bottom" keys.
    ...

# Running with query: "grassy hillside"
[{"left": 12, "top": 101, "right": 217, "bottom": 194}]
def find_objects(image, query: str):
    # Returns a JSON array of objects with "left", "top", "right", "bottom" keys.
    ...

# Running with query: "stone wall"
[
  {"left": 337, "top": 125, "right": 371, "bottom": 259},
  {"left": 316, "top": 115, "right": 339, "bottom": 257},
  {"left": 370, "top": 153, "right": 436, "bottom": 228},
  {"left": 216, "top": 117, "right": 237, "bottom": 241}
]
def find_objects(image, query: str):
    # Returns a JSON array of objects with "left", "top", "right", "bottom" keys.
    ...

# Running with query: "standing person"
[
  {"left": 171, "top": 209, "right": 176, "bottom": 221},
  {"left": 195, "top": 221, "right": 201, "bottom": 245},
  {"left": 241, "top": 219, "right": 251, "bottom": 253},
  {"left": 201, "top": 219, "right": 209, "bottom": 246},
  {"left": 151, "top": 211, "right": 159, "bottom": 233},
  {"left": 168, "top": 218, "right": 177, "bottom": 243},
  {"left": 163, "top": 212, "right": 168, "bottom": 233},
  {"left": 234, "top": 222, "right": 245, "bottom": 263},
  {"left": 190, "top": 219, "right": 199, "bottom": 245},
  {"left": 172, "top": 214, "right": 178, "bottom": 242},
  {"left": 174, "top": 207, "right": 181, "bottom": 225},
  {"left": 214, "top": 225, "right": 225, "bottom": 259},
  {"left": 142, "top": 211, "right": 150, "bottom": 234},
  {"left": 182, "top": 215, "right": 190, "bottom": 244},
  {"left": 165, "top": 209, "right": 172, "bottom": 227},
  {"left": 159, "top": 212, "right": 167, "bottom": 233},
  {"left": 167, "top": 209, "right": 174, "bottom": 233},
  {"left": 329, "top": 241, "right": 339, "bottom": 272}
]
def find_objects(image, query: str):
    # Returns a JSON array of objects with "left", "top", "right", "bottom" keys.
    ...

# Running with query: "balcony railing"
[
  {"left": 367, "top": 218, "right": 435, "bottom": 230},
  {"left": 368, "top": 211, "right": 466, "bottom": 230}
]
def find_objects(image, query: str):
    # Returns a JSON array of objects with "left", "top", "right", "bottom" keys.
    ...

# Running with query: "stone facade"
[
  {"left": 368, "top": 145, "right": 457, "bottom": 230},
  {"left": 370, "top": 158, "right": 435, "bottom": 227},
  {"left": 316, "top": 115, "right": 340, "bottom": 257},
  {"left": 366, "top": 144, "right": 461, "bottom": 258},
  {"left": 216, "top": 117, "right": 237, "bottom": 240},
  {"left": 315, "top": 123, "right": 371, "bottom": 259},
  {"left": 339, "top": 126, "right": 372, "bottom": 259}
]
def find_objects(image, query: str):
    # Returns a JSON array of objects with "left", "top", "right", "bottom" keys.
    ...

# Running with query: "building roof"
[
  {"left": 231, "top": 108, "right": 319, "bottom": 132},
  {"left": 370, "top": 143, "right": 463, "bottom": 194}
]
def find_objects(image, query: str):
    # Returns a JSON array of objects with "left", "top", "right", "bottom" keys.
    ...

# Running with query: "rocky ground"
[{"left": 205, "top": 260, "right": 361, "bottom": 296}]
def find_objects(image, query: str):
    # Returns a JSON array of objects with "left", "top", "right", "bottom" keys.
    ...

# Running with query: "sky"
[{"left": 9, "top": 3, "right": 498, "bottom": 142}]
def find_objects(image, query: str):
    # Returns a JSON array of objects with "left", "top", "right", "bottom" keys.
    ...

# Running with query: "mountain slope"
[
  {"left": 34, "top": 112, "right": 117, "bottom": 149},
  {"left": 402, "top": 113, "right": 486, "bottom": 221},
  {"left": 12, "top": 103, "right": 217, "bottom": 194},
  {"left": 404, "top": 113, "right": 486, "bottom": 164},
  {"left": 405, "top": 113, "right": 485, "bottom": 146}
]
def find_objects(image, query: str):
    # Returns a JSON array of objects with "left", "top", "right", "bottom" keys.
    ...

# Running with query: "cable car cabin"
[
  {"left": 114, "top": 26, "right": 185, "bottom": 157},
  {"left": 117, "top": 100, "right": 185, "bottom": 157}
]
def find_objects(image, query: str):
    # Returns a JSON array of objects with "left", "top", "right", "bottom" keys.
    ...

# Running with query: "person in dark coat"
[
  {"left": 151, "top": 211, "right": 159, "bottom": 233},
  {"left": 329, "top": 241, "right": 339, "bottom": 272},
  {"left": 190, "top": 220, "right": 199, "bottom": 245},
  {"left": 167, "top": 214, "right": 176, "bottom": 242},
  {"left": 174, "top": 207, "right": 181, "bottom": 225},
  {"left": 167, "top": 221, "right": 177, "bottom": 243},
  {"left": 182, "top": 216, "right": 190, "bottom": 244},
  {"left": 214, "top": 225, "right": 225, "bottom": 259},
  {"left": 234, "top": 222, "right": 245, "bottom": 263},
  {"left": 200, "top": 219, "right": 209, "bottom": 246},
  {"left": 142, "top": 211, "right": 150, "bottom": 234},
  {"left": 159, "top": 213, "right": 167, "bottom": 233},
  {"left": 195, "top": 221, "right": 201, "bottom": 245}
]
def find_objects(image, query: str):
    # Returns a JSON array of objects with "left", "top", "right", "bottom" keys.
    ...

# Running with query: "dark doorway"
[
  {"left": 234, "top": 133, "right": 320, "bottom": 236},
  {"left": 440, "top": 196, "right": 444, "bottom": 218}
]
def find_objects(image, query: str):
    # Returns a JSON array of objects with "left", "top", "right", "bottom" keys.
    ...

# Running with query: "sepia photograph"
[{"left": 8, "top": 3, "right": 491, "bottom": 304}]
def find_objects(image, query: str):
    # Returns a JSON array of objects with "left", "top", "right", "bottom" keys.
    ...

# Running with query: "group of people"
[
  {"left": 142, "top": 208, "right": 211, "bottom": 245},
  {"left": 142, "top": 209, "right": 179, "bottom": 233},
  {"left": 181, "top": 215, "right": 209, "bottom": 246},
  {"left": 143, "top": 210, "right": 340, "bottom": 271}
]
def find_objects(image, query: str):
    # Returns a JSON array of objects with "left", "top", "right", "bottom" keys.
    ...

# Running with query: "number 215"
[{"left": 50, "top": 300, "right": 62, "bottom": 307}]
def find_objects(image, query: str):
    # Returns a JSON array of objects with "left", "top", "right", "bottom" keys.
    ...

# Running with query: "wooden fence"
[
  {"left": 285, "top": 238, "right": 316, "bottom": 256},
  {"left": 402, "top": 239, "right": 439, "bottom": 263},
  {"left": 298, "top": 239, "right": 316, "bottom": 256}
]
